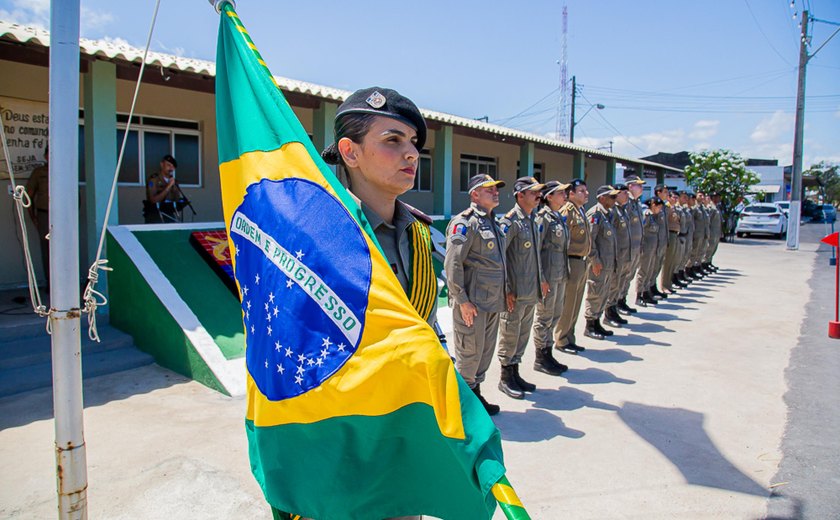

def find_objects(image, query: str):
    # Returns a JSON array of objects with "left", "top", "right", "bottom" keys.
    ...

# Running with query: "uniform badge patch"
[
  {"left": 591, "top": 214, "right": 600, "bottom": 224},
  {"left": 524, "top": 241, "right": 532, "bottom": 248},
  {"left": 487, "top": 241, "right": 495, "bottom": 249},
  {"left": 451, "top": 223, "right": 468, "bottom": 236},
  {"left": 366, "top": 91, "right": 386, "bottom": 109}
]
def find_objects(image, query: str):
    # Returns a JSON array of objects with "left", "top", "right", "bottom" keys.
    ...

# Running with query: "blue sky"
[{"left": 2, "top": 0, "right": 838, "bottom": 167}]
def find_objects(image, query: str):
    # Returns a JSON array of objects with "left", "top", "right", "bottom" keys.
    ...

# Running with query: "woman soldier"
[
  {"left": 274, "top": 86, "right": 437, "bottom": 520},
  {"left": 531, "top": 180, "right": 572, "bottom": 376},
  {"left": 635, "top": 196, "right": 665, "bottom": 307}
]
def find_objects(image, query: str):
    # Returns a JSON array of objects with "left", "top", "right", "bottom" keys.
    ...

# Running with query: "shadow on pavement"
[
  {"left": 533, "top": 386, "right": 620, "bottom": 411},
  {"left": 624, "top": 321, "right": 675, "bottom": 334},
  {"left": 648, "top": 303, "right": 696, "bottom": 312},
  {"left": 0, "top": 365, "right": 189, "bottom": 430},
  {"left": 765, "top": 492, "right": 805, "bottom": 520},
  {"left": 633, "top": 311, "right": 691, "bottom": 322},
  {"left": 562, "top": 367, "right": 635, "bottom": 385},
  {"left": 495, "top": 407, "right": 585, "bottom": 442},
  {"left": 578, "top": 348, "right": 643, "bottom": 363},
  {"left": 618, "top": 402, "right": 768, "bottom": 497},
  {"left": 614, "top": 333, "right": 670, "bottom": 347}
]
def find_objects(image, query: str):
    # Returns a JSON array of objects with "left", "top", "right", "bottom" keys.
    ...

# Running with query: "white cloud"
[
  {"left": 750, "top": 110, "right": 795, "bottom": 143},
  {"left": 81, "top": 7, "right": 114, "bottom": 32},
  {"left": 101, "top": 36, "right": 132, "bottom": 48},
  {"left": 688, "top": 120, "right": 719, "bottom": 140},
  {"left": 0, "top": 1, "right": 114, "bottom": 35}
]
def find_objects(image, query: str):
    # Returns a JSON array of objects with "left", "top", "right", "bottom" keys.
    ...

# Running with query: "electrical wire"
[{"left": 744, "top": 0, "right": 795, "bottom": 66}]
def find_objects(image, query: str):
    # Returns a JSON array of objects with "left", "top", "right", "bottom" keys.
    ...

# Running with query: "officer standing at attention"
[
  {"left": 669, "top": 190, "right": 689, "bottom": 289},
  {"left": 604, "top": 184, "right": 631, "bottom": 328},
  {"left": 444, "top": 174, "right": 507, "bottom": 415},
  {"left": 689, "top": 193, "right": 707, "bottom": 279},
  {"left": 554, "top": 179, "right": 591, "bottom": 354},
  {"left": 532, "top": 180, "right": 572, "bottom": 376},
  {"left": 678, "top": 190, "right": 696, "bottom": 284},
  {"left": 584, "top": 185, "right": 620, "bottom": 340},
  {"left": 636, "top": 193, "right": 663, "bottom": 307},
  {"left": 650, "top": 184, "right": 671, "bottom": 300},
  {"left": 618, "top": 175, "right": 646, "bottom": 314},
  {"left": 660, "top": 188, "right": 683, "bottom": 293},
  {"left": 704, "top": 193, "right": 723, "bottom": 271},
  {"left": 497, "top": 176, "right": 545, "bottom": 399},
  {"left": 317, "top": 86, "right": 437, "bottom": 520}
]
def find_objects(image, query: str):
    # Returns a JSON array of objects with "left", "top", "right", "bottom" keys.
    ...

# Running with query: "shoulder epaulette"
[{"left": 401, "top": 201, "right": 433, "bottom": 225}]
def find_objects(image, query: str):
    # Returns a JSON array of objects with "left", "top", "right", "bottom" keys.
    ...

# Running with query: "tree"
[
  {"left": 804, "top": 161, "right": 840, "bottom": 206},
  {"left": 683, "top": 149, "right": 760, "bottom": 238}
]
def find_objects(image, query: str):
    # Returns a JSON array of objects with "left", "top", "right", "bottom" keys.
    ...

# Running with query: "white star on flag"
[
  {"left": 315, "top": 358, "right": 324, "bottom": 367},
  {"left": 242, "top": 285, "right": 249, "bottom": 296},
  {"left": 285, "top": 346, "right": 293, "bottom": 358},
  {"left": 296, "top": 364, "right": 305, "bottom": 375},
  {"left": 264, "top": 302, "right": 269, "bottom": 312},
  {"left": 267, "top": 325, "right": 272, "bottom": 336},
  {"left": 255, "top": 273, "right": 260, "bottom": 285},
  {"left": 307, "top": 358, "right": 315, "bottom": 367},
  {"left": 266, "top": 313, "right": 272, "bottom": 323},
  {"left": 273, "top": 306, "right": 279, "bottom": 317},
  {"left": 322, "top": 337, "right": 332, "bottom": 348},
  {"left": 286, "top": 279, "right": 293, "bottom": 289},
  {"left": 337, "top": 343, "right": 346, "bottom": 352},
  {"left": 275, "top": 342, "right": 281, "bottom": 352},
  {"left": 235, "top": 245, "right": 240, "bottom": 256},
  {"left": 295, "top": 375, "right": 303, "bottom": 385},
  {"left": 277, "top": 364, "right": 284, "bottom": 374},
  {"left": 295, "top": 250, "right": 304, "bottom": 260},
  {"left": 251, "top": 324, "right": 255, "bottom": 334},
  {"left": 246, "top": 300, "right": 251, "bottom": 310},
  {"left": 264, "top": 359, "right": 268, "bottom": 368},
  {"left": 268, "top": 292, "right": 275, "bottom": 304},
  {"left": 297, "top": 353, "right": 306, "bottom": 363},
  {"left": 320, "top": 347, "right": 329, "bottom": 358}
]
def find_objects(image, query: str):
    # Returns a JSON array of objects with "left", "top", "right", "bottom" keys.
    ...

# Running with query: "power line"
[
  {"left": 578, "top": 91, "right": 647, "bottom": 154},
  {"left": 744, "top": 0, "right": 795, "bottom": 66},
  {"left": 492, "top": 87, "right": 560, "bottom": 125}
]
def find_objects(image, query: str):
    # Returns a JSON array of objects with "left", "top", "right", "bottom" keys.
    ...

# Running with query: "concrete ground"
[{"left": 0, "top": 224, "right": 833, "bottom": 519}]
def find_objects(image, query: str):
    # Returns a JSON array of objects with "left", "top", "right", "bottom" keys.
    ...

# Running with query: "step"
[
  {"left": 0, "top": 314, "right": 47, "bottom": 343},
  {"left": 0, "top": 326, "right": 134, "bottom": 370},
  {"left": 0, "top": 345, "right": 155, "bottom": 398}
]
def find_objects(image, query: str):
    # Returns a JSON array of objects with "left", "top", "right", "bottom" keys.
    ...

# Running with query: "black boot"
[
  {"left": 534, "top": 347, "right": 568, "bottom": 375},
  {"left": 643, "top": 291, "right": 659, "bottom": 305},
  {"left": 498, "top": 365, "right": 525, "bottom": 399},
  {"left": 472, "top": 384, "right": 500, "bottom": 416},
  {"left": 651, "top": 285, "right": 668, "bottom": 299},
  {"left": 603, "top": 306, "right": 623, "bottom": 328},
  {"left": 512, "top": 364, "right": 536, "bottom": 392},
  {"left": 635, "top": 292, "right": 648, "bottom": 308},
  {"left": 672, "top": 274, "right": 687, "bottom": 289},
  {"left": 584, "top": 319, "right": 605, "bottom": 340},
  {"left": 608, "top": 305, "right": 628, "bottom": 324},
  {"left": 618, "top": 297, "right": 638, "bottom": 314},
  {"left": 678, "top": 270, "right": 691, "bottom": 284},
  {"left": 594, "top": 318, "right": 614, "bottom": 336}
]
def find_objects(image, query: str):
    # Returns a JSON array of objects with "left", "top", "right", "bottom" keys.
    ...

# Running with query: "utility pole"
[
  {"left": 787, "top": 10, "right": 808, "bottom": 251},
  {"left": 569, "top": 75, "right": 577, "bottom": 143}
]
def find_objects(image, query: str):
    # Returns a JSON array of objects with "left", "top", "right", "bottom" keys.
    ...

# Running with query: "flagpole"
[
  {"left": 50, "top": 0, "right": 88, "bottom": 518},
  {"left": 492, "top": 476, "right": 532, "bottom": 520}
]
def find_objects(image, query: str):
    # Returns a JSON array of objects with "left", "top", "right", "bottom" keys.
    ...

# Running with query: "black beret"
[
  {"left": 567, "top": 178, "right": 587, "bottom": 191},
  {"left": 321, "top": 87, "right": 426, "bottom": 166},
  {"left": 647, "top": 196, "right": 665, "bottom": 206},
  {"left": 614, "top": 183, "right": 628, "bottom": 191},
  {"left": 162, "top": 154, "right": 177, "bottom": 168},
  {"left": 542, "top": 180, "right": 571, "bottom": 197}
]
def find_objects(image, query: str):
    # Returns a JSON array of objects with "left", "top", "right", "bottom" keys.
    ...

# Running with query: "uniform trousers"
[
  {"left": 674, "top": 237, "right": 687, "bottom": 274},
  {"left": 705, "top": 232, "right": 721, "bottom": 263},
  {"left": 691, "top": 236, "right": 706, "bottom": 267},
  {"left": 660, "top": 233, "right": 679, "bottom": 290},
  {"left": 635, "top": 247, "right": 658, "bottom": 294},
  {"left": 585, "top": 265, "right": 614, "bottom": 320},
  {"left": 681, "top": 236, "right": 694, "bottom": 270},
  {"left": 554, "top": 257, "right": 589, "bottom": 347},
  {"left": 652, "top": 244, "right": 667, "bottom": 288},
  {"left": 532, "top": 279, "right": 567, "bottom": 350},
  {"left": 608, "top": 253, "right": 632, "bottom": 306},
  {"left": 620, "top": 249, "right": 641, "bottom": 302},
  {"left": 452, "top": 308, "right": 500, "bottom": 387},
  {"left": 497, "top": 301, "right": 536, "bottom": 366}
]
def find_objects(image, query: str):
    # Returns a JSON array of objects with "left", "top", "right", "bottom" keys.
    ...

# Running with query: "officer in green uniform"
[
  {"left": 584, "top": 185, "right": 620, "bottom": 340},
  {"left": 604, "top": 184, "right": 631, "bottom": 327},
  {"left": 705, "top": 193, "right": 723, "bottom": 271},
  {"left": 689, "top": 193, "right": 707, "bottom": 279},
  {"left": 618, "top": 175, "right": 646, "bottom": 314},
  {"left": 532, "top": 180, "right": 571, "bottom": 376},
  {"left": 649, "top": 184, "right": 671, "bottom": 300},
  {"left": 681, "top": 191, "right": 697, "bottom": 282},
  {"left": 660, "top": 189, "right": 683, "bottom": 293},
  {"left": 25, "top": 146, "right": 49, "bottom": 287},
  {"left": 674, "top": 190, "right": 691, "bottom": 286},
  {"left": 638, "top": 197, "right": 665, "bottom": 306},
  {"left": 554, "top": 179, "right": 591, "bottom": 354},
  {"left": 445, "top": 173, "right": 507, "bottom": 415},
  {"left": 497, "top": 176, "right": 545, "bottom": 399},
  {"left": 144, "top": 154, "right": 183, "bottom": 223}
]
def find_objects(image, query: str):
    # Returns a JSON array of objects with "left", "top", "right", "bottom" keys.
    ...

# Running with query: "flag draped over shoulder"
[{"left": 214, "top": 4, "right": 506, "bottom": 519}]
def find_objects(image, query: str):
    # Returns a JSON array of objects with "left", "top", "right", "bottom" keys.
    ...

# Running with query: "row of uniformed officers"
[{"left": 444, "top": 174, "right": 723, "bottom": 415}]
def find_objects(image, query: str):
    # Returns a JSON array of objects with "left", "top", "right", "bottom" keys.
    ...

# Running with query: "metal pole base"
[{"left": 829, "top": 321, "right": 840, "bottom": 339}]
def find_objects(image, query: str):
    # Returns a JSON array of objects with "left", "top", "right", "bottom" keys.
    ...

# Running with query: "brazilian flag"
[{"left": 213, "top": 3, "right": 517, "bottom": 519}]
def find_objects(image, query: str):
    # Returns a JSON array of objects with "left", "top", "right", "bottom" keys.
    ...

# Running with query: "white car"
[
  {"left": 774, "top": 201, "right": 790, "bottom": 217},
  {"left": 736, "top": 203, "right": 788, "bottom": 239}
]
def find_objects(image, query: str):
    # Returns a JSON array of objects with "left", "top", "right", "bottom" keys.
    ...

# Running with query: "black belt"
[
  {"left": 678, "top": 232, "right": 689, "bottom": 237},
  {"left": 569, "top": 254, "right": 587, "bottom": 260},
  {"left": 669, "top": 230, "right": 679, "bottom": 234}
]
